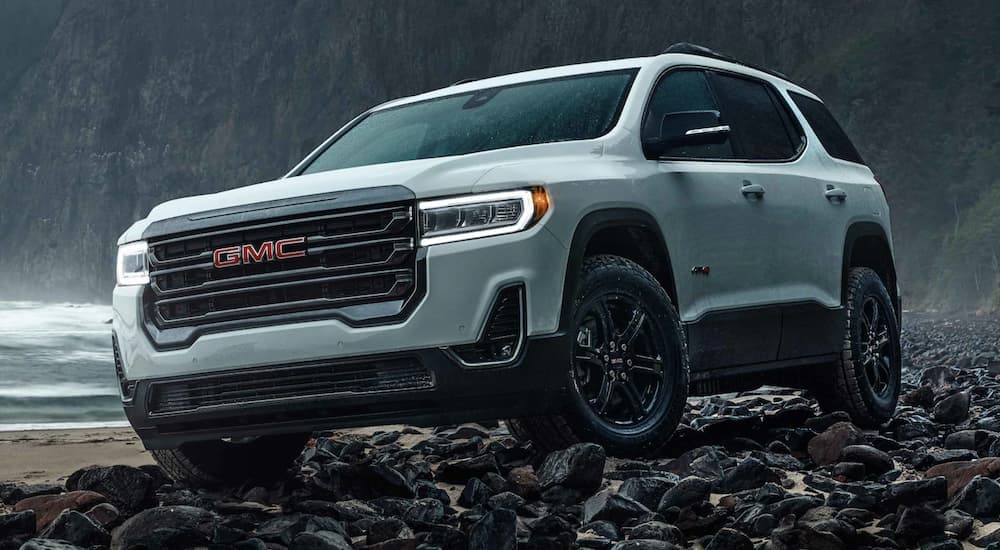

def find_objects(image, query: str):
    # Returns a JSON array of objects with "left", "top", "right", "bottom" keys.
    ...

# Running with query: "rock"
[
  {"left": 913, "top": 449, "right": 979, "bottom": 470},
  {"left": 943, "top": 509, "right": 974, "bottom": 539},
  {"left": 892, "top": 416, "right": 938, "bottom": 440},
  {"left": 291, "top": 530, "right": 354, "bottom": 550},
  {"left": 839, "top": 445, "right": 893, "bottom": 475},
  {"left": 951, "top": 476, "right": 1000, "bottom": 521},
  {"left": 804, "top": 411, "right": 852, "bottom": 432},
  {"left": 367, "top": 518, "right": 414, "bottom": 545},
  {"left": 610, "top": 540, "right": 682, "bottom": 550},
  {"left": 486, "top": 492, "right": 525, "bottom": 512},
  {"left": 919, "top": 366, "right": 957, "bottom": 388},
  {"left": 579, "top": 519, "right": 621, "bottom": 541},
  {"left": 583, "top": 490, "right": 650, "bottom": 524},
  {"left": 926, "top": 458, "right": 1000, "bottom": 497},
  {"left": 618, "top": 477, "right": 675, "bottom": 510},
  {"left": 458, "top": 478, "right": 495, "bottom": 508},
  {"left": 0, "top": 510, "right": 36, "bottom": 539},
  {"left": 900, "top": 385, "right": 935, "bottom": 408},
  {"left": 657, "top": 477, "right": 712, "bottom": 511},
  {"left": 885, "top": 477, "right": 948, "bottom": 505},
  {"left": 831, "top": 462, "right": 866, "bottom": 481},
  {"left": 767, "top": 495, "right": 824, "bottom": 520},
  {"left": 715, "top": 457, "right": 776, "bottom": 492},
  {"left": 933, "top": 392, "right": 971, "bottom": 423},
  {"left": 807, "top": 422, "right": 865, "bottom": 466},
  {"left": 705, "top": 527, "right": 754, "bottom": 550},
  {"left": 18, "top": 541, "right": 86, "bottom": 550},
  {"left": 38, "top": 510, "right": 108, "bottom": 547},
  {"left": 468, "top": 509, "right": 516, "bottom": 550},
  {"left": 403, "top": 498, "right": 445, "bottom": 524},
  {"left": 435, "top": 454, "right": 500, "bottom": 484},
  {"left": 110, "top": 506, "right": 218, "bottom": 550},
  {"left": 505, "top": 466, "right": 540, "bottom": 499},
  {"left": 447, "top": 424, "right": 491, "bottom": 440},
  {"left": 13, "top": 491, "right": 106, "bottom": 531},
  {"left": 83, "top": 502, "right": 121, "bottom": 529},
  {"left": 628, "top": 521, "right": 683, "bottom": 543},
  {"left": 895, "top": 505, "right": 945, "bottom": 544},
  {"left": 73, "top": 465, "right": 154, "bottom": 515},
  {"left": 256, "top": 514, "right": 347, "bottom": 545},
  {"left": 537, "top": 443, "right": 606, "bottom": 493}
]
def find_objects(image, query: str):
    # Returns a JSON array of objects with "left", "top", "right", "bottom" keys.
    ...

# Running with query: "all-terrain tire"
[
  {"left": 150, "top": 433, "right": 309, "bottom": 486},
  {"left": 507, "top": 255, "right": 689, "bottom": 457},
  {"left": 816, "top": 267, "right": 902, "bottom": 427}
]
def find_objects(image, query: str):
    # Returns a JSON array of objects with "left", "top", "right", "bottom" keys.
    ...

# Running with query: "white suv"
[{"left": 113, "top": 43, "right": 901, "bottom": 485}]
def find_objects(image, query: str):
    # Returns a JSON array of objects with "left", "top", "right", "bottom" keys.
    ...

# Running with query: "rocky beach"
[{"left": 2, "top": 314, "right": 999, "bottom": 549}]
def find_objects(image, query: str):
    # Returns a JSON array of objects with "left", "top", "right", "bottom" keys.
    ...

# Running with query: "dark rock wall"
[{"left": 0, "top": 1, "right": 997, "bottom": 303}]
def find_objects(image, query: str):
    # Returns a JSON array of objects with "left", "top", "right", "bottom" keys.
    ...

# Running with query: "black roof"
[{"left": 662, "top": 42, "right": 792, "bottom": 82}]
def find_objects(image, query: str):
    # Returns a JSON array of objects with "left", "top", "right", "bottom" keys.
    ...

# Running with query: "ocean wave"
[
  {"left": 0, "top": 383, "right": 119, "bottom": 398},
  {"left": 0, "top": 420, "right": 131, "bottom": 432}
]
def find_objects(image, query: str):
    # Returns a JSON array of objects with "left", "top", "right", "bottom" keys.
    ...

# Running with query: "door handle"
[
  {"left": 825, "top": 186, "right": 847, "bottom": 202},
  {"left": 741, "top": 181, "right": 766, "bottom": 198}
]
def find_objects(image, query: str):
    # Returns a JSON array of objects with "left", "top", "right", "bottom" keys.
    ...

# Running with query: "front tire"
[
  {"left": 816, "top": 267, "right": 901, "bottom": 427},
  {"left": 150, "top": 433, "right": 308, "bottom": 486},
  {"left": 507, "top": 255, "right": 689, "bottom": 457}
]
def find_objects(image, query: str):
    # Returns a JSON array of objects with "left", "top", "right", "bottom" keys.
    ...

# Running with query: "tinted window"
[
  {"left": 302, "top": 70, "right": 636, "bottom": 174},
  {"left": 642, "top": 70, "right": 733, "bottom": 159},
  {"left": 789, "top": 92, "right": 865, "bottom": 165},
  {"left": 709, "top": 73, "right": 801, "bottom": 160}
]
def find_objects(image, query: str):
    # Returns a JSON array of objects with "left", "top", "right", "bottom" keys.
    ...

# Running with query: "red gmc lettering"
[
  {"left": 242, "top": 241, "right": 274, "bottom": 264},
  {"left": 212, "top": 237, "right": 306, "bottom": 268},
  {"left": 213, "top": 246, "right": 242, "bottom": 268},
  {"left": 275, "top": 237, "right": 306, "bottom": 259}
]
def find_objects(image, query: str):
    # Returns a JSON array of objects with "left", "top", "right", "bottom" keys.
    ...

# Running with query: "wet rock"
[
  {"left": 942, "top": 509, "right": 974, "bottom": 539},
  {"left": 459, "top": 478, "right": 495, "bottom": 508},
  {"left": 537, "top": 443, "right": 606, "bottom": 494},
  {"left": 926, "top": 458, "right": 1000, "bottom": 497},
  {"left": 611, "top": 540, "right": 682, "bottom": 550},
  {"left": 84, "top": 502, "right": 120, "bottom": 529},
  {"left": 110, "top": 506, "right": 218, "bottom": 549},
  {"left": 367, "top": 518, "right": 414, "bottom": 545},
  {"left": 486, "top": 491, "right": 526, "bottom": 512},
  {"left": 38, "top": 510, "right": 108, "bottom": 547},
  {"left": 403, "top": 498, "right": 445, "bottom": 524},
  {"left": 436, "top": 454, "right": 500, "bottom": 484},
  {"left": 892, "top": 415, "right": 938, "bottom": 440},
  {"left": 13, "top": 490, "right": 106, "bottom": 531},
  {"left": 804, "top": 411, "right": 852, "bottom": 432},
  {"left": 73, "top": 465, "right": 154, "bottom": 515},
  {"left": 618, "top": 477, "right": 675, "bottom": 510},
  {"left": 913, "top": 449, "right": 979, "bottom": 470},
  {"left": 900, "top": 385, "right": 935, "bottom": 408},
  {"left": 832, "top": 462, "right": 866, "bottom": 481},
  {"left": 291, "top": 530, "right": 354, "bottom": 550},
  {"left": 895, "top": 505, "right": 945, "bottom": 545},
  {"left": 839, "top": 445, "right": 893, "bottom": 475},
  {"left": 885, "top": 477, "right": 948, "bottom": 506},
  {"left": 506, "top": 465, "right": 540, "bottom": 499},
  {"left": 255, "top": 513, "right": 347, "bottom": 546},
  {"left": 716, "top": 457, "right": 776, "bottom": 492},
  {"left": 0, "top": 510, "right": 36, "bottom": 539},
  {"left": 18, "top": 541, "right": 86, "bottom": 550},
  {"left": 767, "top": 495, "right": 824, "bottom": 521},
  {"left": 628, "top": 521, "right": 683, "bottom": 543},
  {"left": 950, "top": 476, "right": 1000, "bottom": 521},
  {"left": 468, "top": 509, "right": 516, "bottom": 550},
  {"left": 933, "top": 392, "right": 971, "bottom": 424},
  {"left": 808, "top": 422, "right": 865, "bottom": 466},
  {"left": 657, "top": 477, "right": 712, "bottom": 511},
  {"left": 583, "top": 490, "right": 650, "bottom": 524}
]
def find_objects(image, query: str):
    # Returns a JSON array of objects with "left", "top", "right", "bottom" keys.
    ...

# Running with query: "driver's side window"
[{"left": 642, "top": 69, "right": 734, "bottom": 160}]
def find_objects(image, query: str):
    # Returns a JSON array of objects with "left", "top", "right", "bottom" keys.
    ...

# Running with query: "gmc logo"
[{"left": 213, "top": 237, "right": 306, "bottom": 268}]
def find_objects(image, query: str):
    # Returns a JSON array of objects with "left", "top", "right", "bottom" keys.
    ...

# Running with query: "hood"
[{"left": 118, "top": 155, "right": 498, "bottom": 244}]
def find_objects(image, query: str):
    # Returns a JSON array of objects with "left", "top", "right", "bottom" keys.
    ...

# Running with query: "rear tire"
[
  {"left": 150, "top": 433, "right": 308, "bottom": 486},
  {"left": 507, "top": 255, "right": 689, "bottom": 457},
  {"left": 816, "top": 267, "right": 901, "bottom": 427}
]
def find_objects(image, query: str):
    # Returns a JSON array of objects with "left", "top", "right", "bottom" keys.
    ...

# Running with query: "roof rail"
[
  {"left": 450, "top": 78, "right": 479, "bottom": 87},
  {"left": 662, "top": 42, "right": 791, "bottom": 82}
]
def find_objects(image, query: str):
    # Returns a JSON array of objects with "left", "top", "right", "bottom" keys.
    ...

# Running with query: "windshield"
[{"left": 301, "top": 69, "right": 637, "bottom": 174}]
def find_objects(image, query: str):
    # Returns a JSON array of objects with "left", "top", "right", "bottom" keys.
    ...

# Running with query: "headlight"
[
  {"left": 418, "top": 188, "right": 550, "bottom": 246},
  {"left": 116, "top": 241, "right": 150, "bottom": 286}
]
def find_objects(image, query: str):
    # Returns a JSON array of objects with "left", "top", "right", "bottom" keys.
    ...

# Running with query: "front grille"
[
  {"left": 145, "top": 202, "right": 417, "bottom": 329},
  {"left": 148, "top": 356, "right": 434, "bottom": 416}
]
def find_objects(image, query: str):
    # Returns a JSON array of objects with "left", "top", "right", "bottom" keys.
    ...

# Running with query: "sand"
[{"left": 0, "top": 427, "right": 153, "bottom": 484}]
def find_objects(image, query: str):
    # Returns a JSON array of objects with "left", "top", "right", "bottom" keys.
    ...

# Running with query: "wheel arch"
[
  {"left": 559, "top": 208, "right": 677, "bottom": 332},
  {"left": 843, "top": 222, "right": 899, "bottom": 317}
]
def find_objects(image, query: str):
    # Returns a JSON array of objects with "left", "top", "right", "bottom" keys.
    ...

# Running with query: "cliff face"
[{"left": 0, "top": 1, "right": 998, "bottom": 305}]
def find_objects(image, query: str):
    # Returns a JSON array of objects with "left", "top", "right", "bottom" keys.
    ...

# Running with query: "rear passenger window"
[
  {"left": 643, "top": 70, "right": 734, "bottom": 159},
  {"left": 709, "top": 73, "right": 802, "bottom": 160},
  {"left": 789, "top": 92, "right": 865, "bottom": 165}
]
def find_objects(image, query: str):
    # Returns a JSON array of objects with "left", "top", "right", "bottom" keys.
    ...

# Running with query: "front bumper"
[
  {"left": 113, "top": 223, "right": 571, "bottom": 448},
  {"left": 123, "top": 334, "right": 570, "bottom": 449}
]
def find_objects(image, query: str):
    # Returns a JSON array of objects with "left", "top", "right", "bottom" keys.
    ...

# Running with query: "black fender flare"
[
  {"left": 558, "top": 208, "right": 677, "bottom": 332},
  {"left": 842, "top": 221, "right": 899, "bottom": 315}
]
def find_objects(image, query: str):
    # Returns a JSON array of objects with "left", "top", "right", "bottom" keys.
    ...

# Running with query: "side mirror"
[{"left": 642, "top": 110, "right": 730, "bottom": 159}]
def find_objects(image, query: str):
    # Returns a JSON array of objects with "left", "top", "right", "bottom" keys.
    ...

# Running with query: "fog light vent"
[
  {"left": 449, "top": 286, "right": 524, "bottom": 367},
  {"left": 112, "top": 335, "right": 136, "bottom": 402}
]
